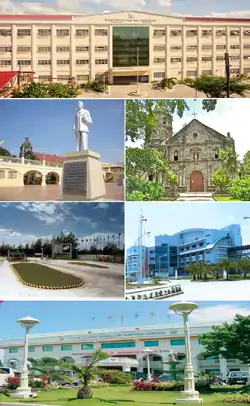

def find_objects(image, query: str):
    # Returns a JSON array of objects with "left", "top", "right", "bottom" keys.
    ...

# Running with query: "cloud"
[
  {"left": 212, "top": 10, "right": 250, "bottom": 17},
  {"left": 0, "top": 228, "right": 12, "bottom": 234},
  {"left": 188, "top": 304, "right": 250, "bottom": 325},
  {"left": 14, "top": 202, "right": 67, "bottom": 225},
  {"left": 93, "top": 203, "right": 110, "bottom": 210}
]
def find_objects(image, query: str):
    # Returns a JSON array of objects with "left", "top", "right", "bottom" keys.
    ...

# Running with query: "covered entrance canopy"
[
  {"left": 97, "top": 357, "right": 139, "bottom": 371},
  {"left": 110, "top": 68, "right": 149, "bottom": 84}
]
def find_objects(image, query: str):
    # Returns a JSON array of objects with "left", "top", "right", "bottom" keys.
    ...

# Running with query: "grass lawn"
[
  {"left": 12, "top": 263, "right": 84, "bottom": 288},
  {"left": 213, "top": 195, "right": 241, "bottom": 202},
  {"left": 68, "top": 262, "right": 109, "bottom": 269},
  {"left": 0, "top": 386, "right": 244, "bottom": 406}
]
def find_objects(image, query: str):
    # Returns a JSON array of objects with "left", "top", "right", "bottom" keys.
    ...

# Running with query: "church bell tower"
[{"left": 149, "top": 105, "right": 173, "bottom": 153}]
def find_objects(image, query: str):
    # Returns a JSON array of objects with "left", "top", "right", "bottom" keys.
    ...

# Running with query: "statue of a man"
[{"left": 73, "top": 101, "right": 92, "bottom": 152}]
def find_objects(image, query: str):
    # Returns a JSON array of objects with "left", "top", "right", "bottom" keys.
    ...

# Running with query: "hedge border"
[{"left": 11, "top": 263, "right": 85, "bottom": 290}]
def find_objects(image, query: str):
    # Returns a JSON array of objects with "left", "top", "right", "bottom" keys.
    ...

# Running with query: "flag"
[
  {"left": 92, "top": 316, "right": 95, "bottom": 321},
  {"left": 108, "top": 315, "right": 112, "bottom": 320},
  {"left": 149, "top": 312, "right": 155, "bottom": 317},
  {"left": 134, "top": 312, "right": 140, "bottom": 318},
  {"left": 141, "top": 216, "right": 147, "bottom": 222},
  {"left": 121, "top": 314, "right": 124, "bottom": 324}
]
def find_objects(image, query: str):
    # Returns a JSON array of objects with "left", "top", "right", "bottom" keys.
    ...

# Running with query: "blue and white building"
[{"left": 126, "top": 224, "right": 242, "bottom": 281}]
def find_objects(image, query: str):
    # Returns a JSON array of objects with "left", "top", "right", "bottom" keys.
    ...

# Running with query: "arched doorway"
[
  {"left": 190, "top": 171, "right": 204, "bottom": 192},
  {"left": 24, "top": 170, "right": 42, "bottom": 185},
  {"left": 46, "top": 172, "right": 60, "bottom": 185}
]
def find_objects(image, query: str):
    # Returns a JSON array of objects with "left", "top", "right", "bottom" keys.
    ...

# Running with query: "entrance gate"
[{"left": 190, "top": 171, "right": 204, "bottom": 192}]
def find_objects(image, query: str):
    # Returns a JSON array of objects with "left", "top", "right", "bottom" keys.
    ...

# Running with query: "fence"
[{"left": 78, "top": 254, "right": 124, "bottom": 264}]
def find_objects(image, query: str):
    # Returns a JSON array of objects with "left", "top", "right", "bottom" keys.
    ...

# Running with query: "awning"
[{"left": 0, "top": 71, "right": 18, "bottom": 90}]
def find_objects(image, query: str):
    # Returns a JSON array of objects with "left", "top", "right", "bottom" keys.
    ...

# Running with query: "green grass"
[
  {"left": 12, "top": 263, "right": 84, "bottom": 288},
  {"left": 0, "top": 386, "right": 245, "bottom": 406},
  {"left": 68, "top": 262, "right": 109, "bottom": 269},
  {"left": 213, "top": 195, "right": 241, "bottom": 202}
]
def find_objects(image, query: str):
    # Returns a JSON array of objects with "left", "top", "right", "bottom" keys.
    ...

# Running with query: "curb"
[{"left": 11, "top": 263, "right": 85, "bottom": 290}]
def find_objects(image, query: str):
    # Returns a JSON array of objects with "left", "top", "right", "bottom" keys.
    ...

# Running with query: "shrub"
[
  {"left": 89, "top": 381, "right": 109, "bottom": 387},
  {"left": 7, "top": 376, "right": 20, "bottom": 390},
  {"left": 102, "top": 370, "right": 133, "bottom": 385},
  {"left": 133, "top": 379, "right": 210, "bottom": 393},
  {"left": 126, "top": 175, "right": 164, "bottom": 201},
  {"left": 229, "top": 178, "right": 250, "bottom": 201},
  {"left": 220, "top": 393, "right": 250, "bottom": 403}
]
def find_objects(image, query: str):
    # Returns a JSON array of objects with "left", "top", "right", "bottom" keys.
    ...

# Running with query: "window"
[
  {"left": 28, "top": 347, "right": 35, "bottom": 353},
  {"left": 57, "top": 46, "right": 70, "bottom": 52},
  {"left": 76, "top": 46, "right": 89, "bottom": 52},
  {"left": 244, "top": 44, "right": 250, "bottom": 49},
  {"left": 202, "top": 56, "right": 212, "bottom": 62},
  {"left": 9, "top": 348, "right": 18, "bottom": 353},
  {"left": 57, "top": 75, "right": 70, "bottom": 80},
  {"left": 154, "top": 45, "right": 165, "bottom": 51},
  {"left": 0, "top": 29, "right": 11, "bottom": 36},
  {"left": 216, "top": 56, "right": 225, "bottom": 61},
  {"left": 57, "top": 60, "right": 70, "bottom": 65},
  {"left": 231, "top": 55, "right": 240, "bottom": 60},
  {"left": 230, "top": 44, "right": 240, "bottom": 49},
  {"left": 17, "top": 29, "right": 31, "bottom": 36},
  {"left": 216, "top": 30, "right": 226, "bottom": 37},
  {"left": 187, "top": 45, "right": 197, "bottom": 51},
  {"left": 76, "top": 59, "right": 89, "bottom": 65},
  {"left": 76, "top": 29, "right": 89, "bottom": 36},
  {"left": 154, "top": 57, "right": 165, "bottom": 63},
  {"left": 230, "top": 30, "right": 239, "bottom": 36},
  {"left": 174, "top": 150, "right": 178, "bottom": 161},
  {"left": 198, "top": 339, "right": 204, "bottom": 345},
  {"left": 43, "top": 346, "right": 53, "bottom": 352},
  {"left": 39, "top": 75, "right": 51, "bottom": 81},
  {"left": 154, "top": 29, "right": 165, "bottom": 36},
  {"left": 0, "top": 60, "right": 11, "bottom": 66},
  {"left": 202, "top": 70, "right": 212, "bottom": 75},
  {"left": 17, "top": 60, "right": 31, "bottom": 66},
  {"left": 216, "top": 45, "right": 226, "bottom": 50},
  {"left": 38, "top": 60, "right": 51, "bottom": 65},
  {"left": 171, "top": 339, "right": 185, "bottom": 345},
  {"left": 17, "top": 46, "right": 31, "bottom": 53},
  {"left": 101, "top": 342, "right": 136, "bottom": 349},
  {"left": 8, "top": 171, "right": 17, "bottom": 179},
  {"left": 95, "top": 29, "right": 107, "bottom": 36},
  {"left": 202, "top": 30, "right": 212, "bottom": 37},
  {"left": 0, "top": 46, "right": 11, "bottom": 52},
  {"left": 153, "top": 72, "right": 165, "bottom": 79},
  {"left": 171, "top": 45, "right": 182, "bottom": 51},
  {"left": 95, "top": 46, "right": 108, "bottom": 52},
  {"left": 171, "top": 58, "right": 182, "bottom": 63},
  {"left": 37, "top": 29, "right": 51, "bottom": 36},
  {"left": 187, "top": 57, "right": 197, "bottom": 63},
  {"left": 186, "top": 30, "right": 197, "bottom": 37},
  {"left": 37, "top": 46, "right": 51, "bottom": 53},
  {"left": 76, "top": 75, "right": 89, "bottom": 81},
  {"left": 170, "top": 30, "right": 181, "bottom": 37},
  {"left": 144, "top": 341, "right": 159, "bottom": 347},
  {"left": 202, "top": 45, "right": 212, "bottom": 50},
  {"left": 0, "top": 171, "right": 5, "bottom": 178},
  {"left": 61, "top": 345, "right": 72, "bottom": 351},
  {"left": 81, "top": 344, "right": 94, "bottom": 350},
  {"left": 244, "top": 30, "right": 250, "bottom": 37},
  {"left": 56, "top": 29, "right": 69, "bottom": 37},
  {"left": 95, "top": 59, "right": 107, "bottom": 65}
]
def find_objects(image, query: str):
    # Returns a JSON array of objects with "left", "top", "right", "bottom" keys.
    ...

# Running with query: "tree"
[
  {"left": 200, "top": 314, "right": 250, "bottom": 365},
  {"left": 217, "top": 258, "right": 235, "bottom": 280},
  {"left": 0, "top": 147, "right": 12, "bottom": 157},
  {"left": 12, "top": 82, "right": 80, "bottom": 98},
  {"left": 219, "top": 146, "right": 239, "bottom": 180},
  {"left": 126, "top": 99, "right": 217, "bottom": 144},
  {"left": 243, "top": 151, "right": 250, "bottom": 176},
  {"left": 229, "top": 177, "right": 250, "bottom": 201},
  {"left": 237, "top": 257, "right": 250, "bottom": 279},
  {"left": 186, "top": 75, "right": 250, "bottom": 98},
  {"left": 211, "top": 169, "right": 231, "bottom": 192}
]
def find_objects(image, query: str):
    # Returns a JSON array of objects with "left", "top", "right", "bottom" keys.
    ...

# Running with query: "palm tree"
[
  {"left": 217, "top": 258, "right": 235, "bottom": 280},
  {"left": 237, "top": 257, "right": 250, "bottom": 279},
  {"left": 185, "top": 262, "right": 201, "bottom": 281}
]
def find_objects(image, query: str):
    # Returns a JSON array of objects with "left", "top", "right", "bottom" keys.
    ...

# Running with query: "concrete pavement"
[
  {"left": 176, "top": 192, "right": 215, "bottom": 201},
  {"left": 0, "top": 259, "right": 124, "bottom": 300}
]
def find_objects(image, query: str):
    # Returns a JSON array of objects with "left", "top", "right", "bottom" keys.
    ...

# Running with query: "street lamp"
[
  {"left": 143, "top": 348, "right": 152, "bottom": 381},
  {"left": 11, "top": 316, "right": 40, "bottom": 399},
  {"left": 158, "top": 254, "right": 167, "bottom": 275},
  {"left": 169, "top": 302, "right": 203, "bottom": 404}
]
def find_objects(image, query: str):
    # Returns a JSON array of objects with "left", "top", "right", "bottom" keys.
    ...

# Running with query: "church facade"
[{"left": 153, "top": 117, "right": 235, "bottom": 193}]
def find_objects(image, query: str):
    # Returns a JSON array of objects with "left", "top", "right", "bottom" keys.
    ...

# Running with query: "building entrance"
[
  {"left": 190, "top": 171, "right": 204, "bottom": 192},
  {"left": 113, "top": 75, "right": 149, "bottom": 85}
]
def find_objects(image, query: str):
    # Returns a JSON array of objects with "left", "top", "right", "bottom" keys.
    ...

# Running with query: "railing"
[
  {"left": 0, "top": 156, "right": 62, "bottom": 169},
  {"left": 0, "top": 156, "right": 21, "bottom": 163},
  {"left": 126, "top": 283, "right": 183, "bottom": 300},
  {"left": 24, "top": 159, "right": 43, "bottom": 165}
]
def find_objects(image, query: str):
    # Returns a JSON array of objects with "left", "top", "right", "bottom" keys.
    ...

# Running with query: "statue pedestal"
[{"left": 61, "top": 150, "right": 106, "bottom": 201}]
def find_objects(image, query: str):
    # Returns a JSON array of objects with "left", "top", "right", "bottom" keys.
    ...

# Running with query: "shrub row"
[
  {"left": 133, "top": 379, "right": 211, "bottom": 393},
  {"left": 220, "top": 393, "right": 250, "bottom": 403}
]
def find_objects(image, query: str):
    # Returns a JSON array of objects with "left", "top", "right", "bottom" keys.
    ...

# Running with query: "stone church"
[{"left": 151, "top": 113, "right": 235, "bottom": 193}]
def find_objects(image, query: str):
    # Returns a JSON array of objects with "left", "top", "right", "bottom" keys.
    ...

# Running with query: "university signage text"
[
  {"left": 72, "top": 349, "right": 171, "bottom": 356},
  {"left": 104, "top": 14, "right": 156, "bottom": 24}
]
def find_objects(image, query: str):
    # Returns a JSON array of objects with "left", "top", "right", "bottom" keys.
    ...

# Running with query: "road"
[
  {"left": 163, "top": 279, "right": 250, "bottom": 301},
  {"left": 0, "top": 259, "right": 124, "bottom": 300}
]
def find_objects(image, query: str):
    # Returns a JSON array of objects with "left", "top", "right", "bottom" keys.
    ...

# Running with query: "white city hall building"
[
  {"left": 0, "top": 324, "right": 247, "bottom": 378},
  {"left": 0, "top": 11, "right": 250, "bottom": 84}
]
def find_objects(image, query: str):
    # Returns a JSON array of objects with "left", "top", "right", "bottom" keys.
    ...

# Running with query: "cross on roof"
[{"left": 192, "top": 111, "right": 197, "bottom": 119}]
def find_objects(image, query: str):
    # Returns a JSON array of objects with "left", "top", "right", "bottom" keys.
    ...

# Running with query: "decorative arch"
[
  {"left": 46, "top": 171, "right": 60, "bottom": 185},
  {"left": 24, "top": 170, "right": 43, "bottom": 185},
  {"left": 173, "top": 150, "right": 179, "bottom": 161}
]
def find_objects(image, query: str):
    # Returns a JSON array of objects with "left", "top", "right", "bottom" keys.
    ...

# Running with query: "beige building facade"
[{"left": 0, "top": 11, "right": 250, "bottom": 84}]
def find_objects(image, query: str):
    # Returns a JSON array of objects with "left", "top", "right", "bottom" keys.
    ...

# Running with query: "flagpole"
[{"left": 139, "top": 209, "right": 143, "bottom": 283}]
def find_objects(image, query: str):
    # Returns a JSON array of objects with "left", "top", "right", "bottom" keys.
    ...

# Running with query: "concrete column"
[
  {"left": 240, "top": 27, "right": 244, "bottom": 74},
  {"left": 165, "top": 26, "right": 169, "bottom": 78},
  {"left": 182, "top": 26, "right": 186, "bottom": 80},
  {"left": 89, "top": 25, "right": 95, "bottom": 80},
  {"left": 219, "top": 355, "right": 228, "bottom": 380},
  {"left": 108, "top": 25, "right": 113, "bottom": 83},
  {"left": 70, "top": 25, "right": 76, "bottom": 78},
  {"left": 21, "top": 156, "right": 25, "bottom": 164},
  {"left": 12, "top": 25, "right": 17, "bottom": 71},
  {"left": 41, "top": 174, "right": 46, "bottom": 186},
  {"left": 31, "top": 25, "right": 36, "bottom": 75},
  {"left": 148, "top": 26, "right": 154, "bottom": 82},
  {"left": 226, "top": 26, "right": 230, "bottom": 53},
  {"left": 197, "top": 26, "right": 201, "bottom": 76},
  {"left": 212, "top": 27, "right": 216, "bottom": 76},
  {"left": 51, "top": 25, "right": 57, "bottom": 81}
]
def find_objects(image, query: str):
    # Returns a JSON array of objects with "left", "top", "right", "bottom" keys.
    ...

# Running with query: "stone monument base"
[
  {"left": 61, "top": 150, "right": 106, "bottom": 201},
  {"left": 10, "top": 387, "right": 37, "bottom": 399}
]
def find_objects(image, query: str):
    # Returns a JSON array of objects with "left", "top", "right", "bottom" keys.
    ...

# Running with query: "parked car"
[
  {"left": 152, "top": 374, "right": 173, "bottom": 382},
  {"left": 228, "top": 371, "right": 248, "bottom": 385}
]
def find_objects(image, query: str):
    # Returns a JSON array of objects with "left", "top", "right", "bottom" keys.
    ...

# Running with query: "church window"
[
  {"left": 174, "top": 150, "right": 178, "bottom": 161},
  {"left": 193, "top": 133, "right": 198, "bottom": 138},
  {"left": 162, "top": 117, "right": 166, "bottom": 124},
  {"left": 149, "top": 175, "right": 154, "bottom": 181},
  {"left": 193, "top": 151, "right": 199, "bottom": 161},
  {"left": 214, "top": 149, "right": 219, "bottom": 159}
]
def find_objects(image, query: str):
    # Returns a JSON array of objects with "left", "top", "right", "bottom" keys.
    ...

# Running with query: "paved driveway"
[{"left": 0, "top": 260, "right": 124, "bottom": 300}]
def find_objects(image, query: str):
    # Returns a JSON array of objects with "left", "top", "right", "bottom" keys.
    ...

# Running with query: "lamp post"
[
  {"left": 11, "top": 316, "right": 40, "bottom": 399},
  {"left": 143, "top": 348, "right": 152, "bottom": 381},
  {"left": 169, "top": 302, "right": 203, "bottom": 404}
]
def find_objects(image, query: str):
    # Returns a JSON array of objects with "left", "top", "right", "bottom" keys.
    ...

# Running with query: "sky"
[
  {"left": 1, "top": 301, "right": 250, "bottom": 341},
  {"left": 126, "top": 99, "right": 250, "bottom": 160},
  {"left": 125, "top": 202, "right": 250, "bottom": 248},
  {"left": 0, "top": 202, "right": 124, "bottom": 247},
  {"left": 0, "top": 99, "right": 125, "bottom": 164},
  {"left": 2, "top": 0, "right": 250, "bottom": 16}
]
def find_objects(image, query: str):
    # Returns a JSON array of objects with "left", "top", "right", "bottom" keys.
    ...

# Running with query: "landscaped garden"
[{"left": 12, "top": 262, "right": 84, "bottom": 289}]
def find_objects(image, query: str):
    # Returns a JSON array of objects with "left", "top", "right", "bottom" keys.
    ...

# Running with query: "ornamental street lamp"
[
  {"left": 143, "top": 348, "right": 153, "bottom": 381},
  {"left": 170, "top": 302, "right": 203, "bottom": 404},
  {"left": 11, "top": 316, "right": 40, "bottom": 399}
]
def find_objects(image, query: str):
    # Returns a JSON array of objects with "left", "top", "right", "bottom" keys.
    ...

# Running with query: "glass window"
[
  {"left": 101, "top": 341, "right": 136, "bottom": 349},
  {"left": 43, "top": 346, "right": 53, "bottom": 352},
  {"left": 28, "top": 347, "right": 35, "bottom": 353},
  {"left": 198, "top": 339, "right": 204, "bottom": 345},
  {"left": 9, "top": 348, "right": 18, "bottom": 353},
  {"left": 61, "top": 345, "right": 72, "bottom": 351},
  {"left": 81, "top": 344, "right": 94, "bottom": 350},
  {"left": 144, "top": 341, "right": 159, "bottom": 347},
  {"left": 171, "top": 339, "right": 185, "bottom": 346},
  {"left": 113, "top": 26, "right": 149, "bottom": 68}
]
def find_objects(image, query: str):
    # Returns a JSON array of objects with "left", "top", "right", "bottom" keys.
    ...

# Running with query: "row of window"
[
  {"left": 154, "top": 44, "right": 250, "bottom": 52},
  {"left": 0, "top": 59, "right": 108, "bottom": 66},
  {"left": 0, "top": 28, "right": 108, "bottom": 37},
  {"left": 155, "top": 55, "right": 250, "bottom": 63},
  {"left": 0, "top": 46, "right": 108, "bottom": 53},
  {"left": 9, "top": 338, "right": 205, "bottom": 353},
  {"left": 154, "top": 29, "right": 250, "bottom": 37},
  {"left": 0, "top": 170, "right": 17, "bottom": 179}
]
